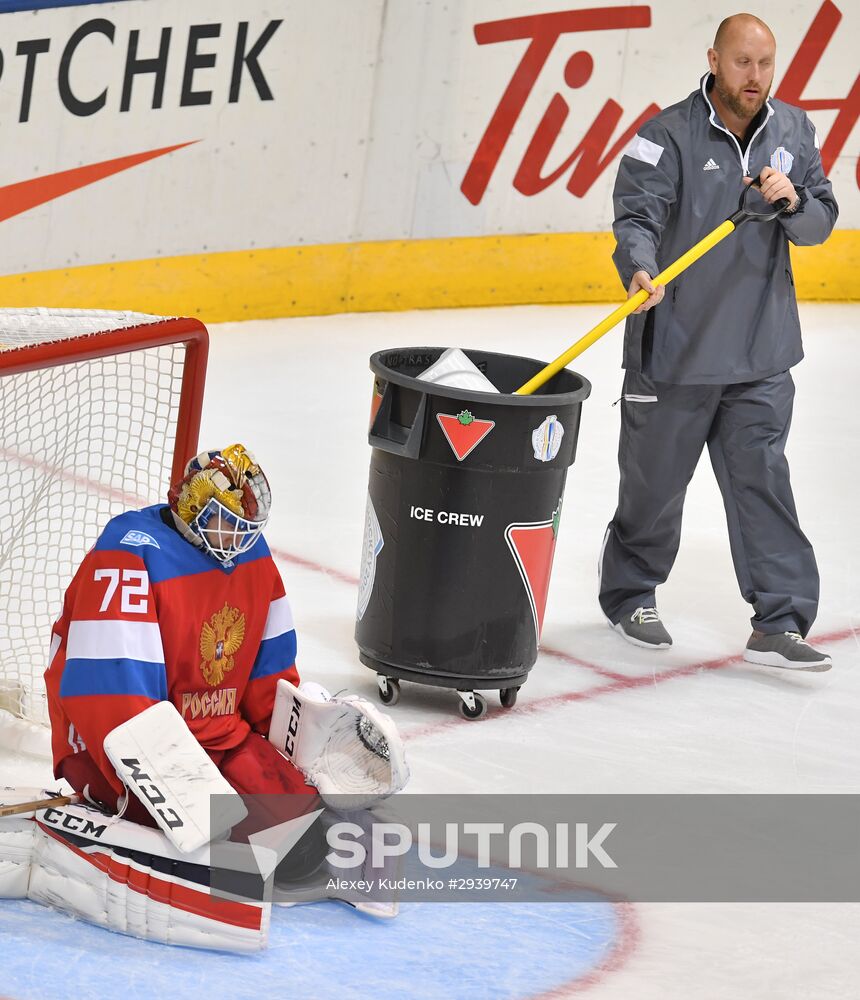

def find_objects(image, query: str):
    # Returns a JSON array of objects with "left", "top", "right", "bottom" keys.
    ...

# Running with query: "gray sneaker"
[
  {"left": 609, "top": 607, "right": 672, "bottom": 649},
  {"left": 743, "top": 631, "right": 832, "bottom": 671}
]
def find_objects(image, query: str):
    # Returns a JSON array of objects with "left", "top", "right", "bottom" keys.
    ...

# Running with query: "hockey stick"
[
  {"left": 515, "top": 179, "right": 791, "bottom": 396},
  {"left": 0, "top": 793, "right": 80, "bottom": 817}
]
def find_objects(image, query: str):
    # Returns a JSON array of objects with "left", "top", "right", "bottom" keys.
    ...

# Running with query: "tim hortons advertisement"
[{"left": 0, "top": 0, "right": 855, "bottom": 277}]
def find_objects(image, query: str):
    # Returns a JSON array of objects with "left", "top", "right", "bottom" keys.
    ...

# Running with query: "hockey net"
[{"left": 0, "top": 309, "right": 208, "bottom": 755}]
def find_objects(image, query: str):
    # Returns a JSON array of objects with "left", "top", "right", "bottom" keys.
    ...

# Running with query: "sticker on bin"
[
  {"left": 369, "top": 379, "right": 385, "bottom": 429},
  {"left": 532, "top": 414, "right": 565, "bottom": 462},
  {"left": 505, "top": 503, "right": 562, "bottom": 644},
  {"left": 436, "top": 410, "right": 495, "bottom": 461},
  {"left": 357, "top": 495, "right": 384, "bottom": 621}
]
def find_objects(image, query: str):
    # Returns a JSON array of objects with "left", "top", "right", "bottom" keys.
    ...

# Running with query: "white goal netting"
[{"left": 0, "top": 309, "right": 207, "bottom": 749}]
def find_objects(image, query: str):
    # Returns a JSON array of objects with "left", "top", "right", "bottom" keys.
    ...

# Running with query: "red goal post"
[{"left": 0, "top": 309, "right": 208, "bottom": 755}]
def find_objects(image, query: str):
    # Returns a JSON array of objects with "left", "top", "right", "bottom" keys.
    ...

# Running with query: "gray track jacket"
[{"left": 612, "top": 74, "right": 838, "bottom": 385}]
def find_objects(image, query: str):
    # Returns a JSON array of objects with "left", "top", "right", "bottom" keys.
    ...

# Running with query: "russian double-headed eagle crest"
[{"left": 199, "top": 603, "right": 246, "bottom": 686}]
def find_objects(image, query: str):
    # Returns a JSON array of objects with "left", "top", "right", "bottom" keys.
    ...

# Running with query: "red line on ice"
[
  {"left": 267, "top": 546, "right": 855, "bottom": 737},
  {"left": 529, "top": 900, "right": 641, "bottom": 998},
  {"left": 540, "top": 643, "right": 630, "bottom": 681},
  {"left": 401, "top": 625, "right": 855, "bottom": 743},
  {"left": 0, "top": 447, "right": 146, "bottom": 508},
  {"left": 269, "top": 544, "right": 362, "bottom": 588}
]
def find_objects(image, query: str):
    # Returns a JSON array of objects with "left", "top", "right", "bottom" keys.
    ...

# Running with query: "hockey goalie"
[{"left": 0, "top": 444, "right": 408, "bottom": 951}]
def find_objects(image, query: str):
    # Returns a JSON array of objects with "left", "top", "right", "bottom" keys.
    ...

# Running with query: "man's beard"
[{"left": 714, "top": 73, "right": 770, "bottom": 120}]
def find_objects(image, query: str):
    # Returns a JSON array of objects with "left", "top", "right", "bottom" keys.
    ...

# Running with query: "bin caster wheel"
[
  {"left": 457, "top": 691, "right": 487, "bottom": 720},
  {"left": 500, "top": 687, "right": 519, "bottom": 708},
  {"left": 377, "top": 675, "right": 400, "bottom": 706}
]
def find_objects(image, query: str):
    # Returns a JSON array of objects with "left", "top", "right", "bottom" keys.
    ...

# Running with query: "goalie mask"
[{"left": 167, "top": 444, "right": 272, "bottom": 566}]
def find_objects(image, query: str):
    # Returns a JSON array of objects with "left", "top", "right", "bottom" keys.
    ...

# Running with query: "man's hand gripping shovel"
[{"left": 515, "top": 177, "right": 793, "bottom": 396}]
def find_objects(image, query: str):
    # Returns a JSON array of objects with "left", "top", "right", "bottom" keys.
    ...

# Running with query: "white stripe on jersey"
[
  {"left": 623, "top": 133, "right": 664, "bottom": 167},
  {"left": 49, "top": 632, "right": 62, "bottom": 665},
  {"left": 67, "top": 723, "right": 86, "bottom": 753},
  {"left": 67, "top": 619, "right": 165, "bottom": 663},
  {"left": 261, "top": 595, "right": 295, "bottom": 641}
]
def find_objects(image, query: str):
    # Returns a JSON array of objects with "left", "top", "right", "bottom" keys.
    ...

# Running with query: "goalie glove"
[{"left": 268, "top": 680, "right": 409, "bottom": 808}]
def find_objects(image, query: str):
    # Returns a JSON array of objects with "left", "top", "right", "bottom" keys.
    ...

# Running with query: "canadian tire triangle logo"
[
  {"left": 436, "top": 410, "right": 495, "bottom": 461},
  {"left": 505, "top": 502, "right": 562, "bottom": 644}
]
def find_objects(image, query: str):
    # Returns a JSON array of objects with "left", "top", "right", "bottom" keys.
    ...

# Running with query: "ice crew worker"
[{"left": 599, "top": 14, "right": 838, "bottom": 669}]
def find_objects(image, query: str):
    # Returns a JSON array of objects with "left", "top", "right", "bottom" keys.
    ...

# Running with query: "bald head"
[
  {"left": 707, "top": 13, "right": 776, "bottom": 128},
  {"left": 713, "top": 13, "right": 775, "bottom": 51}
]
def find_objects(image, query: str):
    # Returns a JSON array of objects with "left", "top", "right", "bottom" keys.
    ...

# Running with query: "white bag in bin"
[{"left": 417, "top": 348, "right": 499, "bottom": 393}]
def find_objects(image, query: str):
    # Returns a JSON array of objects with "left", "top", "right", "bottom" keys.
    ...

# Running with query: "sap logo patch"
[{"left": 120, "top": 530, "right": 161, "bottom": 549}]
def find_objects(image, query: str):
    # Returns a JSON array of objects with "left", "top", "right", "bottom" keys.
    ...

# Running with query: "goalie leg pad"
[
  {"left": 103, "top": 701, "right": 248, "bottom": 853},
  {"left": 0, "top": 788, "right": 41, "bottom": 897},
  {"left": 269, "top": 679, "right": 410, "bottom": 806},
  {"left": 27, "top": 801, "right": 270, "bottom": 952}
]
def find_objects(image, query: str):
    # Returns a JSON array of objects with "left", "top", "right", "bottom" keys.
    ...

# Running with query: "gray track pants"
[{"left": 598, "top": 369, "right": 819, "bottom": 636}]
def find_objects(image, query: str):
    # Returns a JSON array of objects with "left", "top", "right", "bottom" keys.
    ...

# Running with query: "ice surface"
[{"left": 2, "top": 302, "right": 858, "bottom": 998}]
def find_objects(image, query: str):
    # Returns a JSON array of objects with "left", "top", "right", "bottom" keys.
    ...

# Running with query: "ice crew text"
[{"left": 410, "top": 506, "right": 484, "bottom": 527}]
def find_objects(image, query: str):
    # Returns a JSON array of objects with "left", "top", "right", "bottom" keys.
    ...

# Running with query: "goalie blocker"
[{"left": 103, "top": 700, "right": 248, "bottom": 853}]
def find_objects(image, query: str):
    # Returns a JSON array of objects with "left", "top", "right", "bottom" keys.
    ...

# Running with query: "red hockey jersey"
[{"left": 45, "top": 505, "right": 300, "bottom": 797}]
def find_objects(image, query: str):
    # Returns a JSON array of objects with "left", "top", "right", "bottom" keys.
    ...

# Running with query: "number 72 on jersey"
[{"left": 93, "top": 568, "right": 150, "bottom": 614}]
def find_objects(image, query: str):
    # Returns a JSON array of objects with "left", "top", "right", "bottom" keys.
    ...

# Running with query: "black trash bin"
[{"left": 355, "top": 347, "right": 591, "bottom": 719}]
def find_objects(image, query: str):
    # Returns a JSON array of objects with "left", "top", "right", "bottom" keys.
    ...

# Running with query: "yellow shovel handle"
[{"left": 515, "top": 218, "right": 737, "bottom": 395}]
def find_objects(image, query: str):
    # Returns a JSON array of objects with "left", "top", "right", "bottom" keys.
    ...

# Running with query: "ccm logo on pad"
[
  {"left": 283, "top": 695, "right": 301, "bottom": 758},
  {"left": 42, "top": 808, "right": 107, "bottom": 839},
  {"left": 121, "top": 758, "right": 184, "bottom": 830}
]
